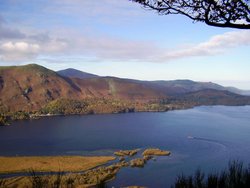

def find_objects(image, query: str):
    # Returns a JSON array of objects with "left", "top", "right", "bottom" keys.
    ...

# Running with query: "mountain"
[
  {"left": 139, "top": 79, "right": 250, "bottom": 96},
  {"left": 71, "top": 76, "right": 166, "bottom": 101},
  {"left": 0, "top": 64, "right": 165, "bottom": 112},
  {"left": 0, "top": 64, "right": 250, "bottom": 114},
  {"left": 57, "top": 68, "right": 250, "bottom": 96},
  {"left": 177, "top": 89, "right": 250, "bottom": 106},
  {"left": 0, "top": 64, "right": 82, "bottom": 111},
  {"left": 57, "top": 68, "right": 99, "bottom": 79},
  {"left": 224, "top": 86, "right": 250, "bottom": 96}
]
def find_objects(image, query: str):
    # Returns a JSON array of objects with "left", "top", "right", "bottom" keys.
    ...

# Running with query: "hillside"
[
  {"left": 0, "top": 64, "right": 165, "bottom": 112},
  {"left": 175, "top": 89, "right": 250, "bottom": 106},
  {"left": 224, "top": 86, "right": 250, "bottom": 96},
  {"left": 0, "top": 64, "right": 82, "bottom": 111},
  {"left": 71, "top": 77, "right": 166, "bottom": 101},
  {"left": 57, "top": 68, "right": 250, "bottom": 96},
  {"left": 138, "top": 79, "right": 250, "bottom": 96},
  {"left": 0, "top": 64, "right": 250, "bottom": 115}
]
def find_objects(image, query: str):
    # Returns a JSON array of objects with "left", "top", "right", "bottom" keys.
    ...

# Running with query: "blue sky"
[{"left": 0, "top": 0, "right": 250, "bottom": 89}]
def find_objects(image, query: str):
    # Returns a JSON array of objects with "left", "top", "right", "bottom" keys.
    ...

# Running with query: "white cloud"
[
  {"left": 1, "top": 2, "right": 250, "bottom": 64},
  {"left": 66, "top": 30, "right": 250, "bottom": 63},
  {"left": 1, "top": 41, "right": 40, "bottom": 52},
  {"left": 1, "top": 30, "right": 250, "bottom": 63},
  {"left": 0, "top": 41, "right": 40, "bottom": 61},
  {"left": 71, "top": 35, "right": 160, "bottom": 61},
  {"left": 158, "top": 31, "right": 250, "bottom": 62},
  {"left": 0, "top": 16, "right": 69, "bottom": 62},
  {"left": 43, "top": 39, "right": 68, "bottom": 53},
  {"left": 0, "top": 39, "right": 69, "bottom": 61}
]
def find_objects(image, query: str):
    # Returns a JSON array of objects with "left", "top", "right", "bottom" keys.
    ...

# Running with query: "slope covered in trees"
[{"left": 1, "top": 64, "right": 250, "bottom": 125}]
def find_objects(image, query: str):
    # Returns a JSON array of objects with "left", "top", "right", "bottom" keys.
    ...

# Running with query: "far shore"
[{"left": 3, "top": 104, "right": 249, "bottom": 127}]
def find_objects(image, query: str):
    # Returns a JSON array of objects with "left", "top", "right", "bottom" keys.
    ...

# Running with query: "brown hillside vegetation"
[
  {"left": 0, "top": 64, "right": 81, "bottom": 111},
  {"left": 1, "top": 64, "right": 250, "bottom": 116},
  {"left": 72, "top": 77, "right": 166, "bottom": 101},
  {"left": 0, "top": 64, "right": 165, "bottom": 112}
]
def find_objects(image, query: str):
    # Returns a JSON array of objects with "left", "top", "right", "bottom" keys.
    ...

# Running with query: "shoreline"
[
  {"left": 16, "top": 104, "right": 250, "bottom": 120},
  {"left": 2, "top": 104, "right": 250, "bottom": 126}
]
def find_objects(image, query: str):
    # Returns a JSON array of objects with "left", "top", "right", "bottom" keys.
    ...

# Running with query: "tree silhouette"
[{"left": 131, "top": 0, "right": 250, "bottom": 29}]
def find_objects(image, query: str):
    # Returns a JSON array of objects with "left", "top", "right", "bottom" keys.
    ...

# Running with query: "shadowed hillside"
[
  {"left": 57, "top": 68, "right": 99, "bottom": 79},
  {"left": 136, "top": 79, "right": 250, "bottom": 96},
  {"left": 173, "top": 89, "right": 250, "bottom": 106}
]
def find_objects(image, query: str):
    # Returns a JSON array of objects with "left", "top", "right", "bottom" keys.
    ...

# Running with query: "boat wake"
[{"left": 187, "top": 136, "right": 227, "bottom": 149}]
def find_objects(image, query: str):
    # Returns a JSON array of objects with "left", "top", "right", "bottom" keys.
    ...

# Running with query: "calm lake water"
[{"left": 1, "top": 106, "right": 250, "bottom": 187}]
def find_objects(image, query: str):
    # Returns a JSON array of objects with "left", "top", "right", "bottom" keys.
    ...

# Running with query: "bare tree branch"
[{"left": 131, "top": 0, "right": 250, "bottom": 29}]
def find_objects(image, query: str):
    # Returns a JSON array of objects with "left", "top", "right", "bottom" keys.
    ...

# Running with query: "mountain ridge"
[
  {"left": 57, "top": 68, "right": 250, "bottom": 96},
  {"left": 1, "top": 64, "right": 250, "bottom": 114}
]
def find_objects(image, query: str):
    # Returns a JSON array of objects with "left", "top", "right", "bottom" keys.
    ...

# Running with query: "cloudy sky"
[{"left": 0, "top": 0, "right": 250, "bottom": 89}]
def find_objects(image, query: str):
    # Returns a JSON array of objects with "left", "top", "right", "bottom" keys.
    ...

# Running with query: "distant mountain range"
[
  {"left": 56, "top": 68, "right": 250, "bottom": 96},
  {"left": 137, "top": 79, "right": 250, "bottom": 96},
  {"left": 0, "top": 64, "right": 250, "bottom": 113}
]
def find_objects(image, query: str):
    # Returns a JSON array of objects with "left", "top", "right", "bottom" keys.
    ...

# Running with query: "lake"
[{"left": 1, "top": 105, "right": 250, "bottom": 187}]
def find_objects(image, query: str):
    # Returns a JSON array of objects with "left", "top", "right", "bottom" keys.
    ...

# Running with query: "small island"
[
  {"left": 142, "top": 148, "right": 171, "bottom": 156},
  {"left": 114, "top": 149, "right": 140, "bottom": 157},
  {"left": 130, "top": 158, "right": 146, "bottom": 168},
  {"left": 113, "top": 148, "right": 171, "bottom": 168}
]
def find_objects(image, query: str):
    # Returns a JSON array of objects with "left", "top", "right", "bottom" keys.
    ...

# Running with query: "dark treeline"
[
  {"left": 173, "top": 161, "right": 250, "bottom": 188},
  {"left": 0, "top": 98, "right": 177, "bottom": 126},
  {"left": 0, "top": 111, "right": 29, "bottom": 126}
]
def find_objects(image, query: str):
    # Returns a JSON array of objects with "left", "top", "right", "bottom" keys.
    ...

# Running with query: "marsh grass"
[
  {"left": 0, "top": 156, "right": 115, "bottom": 174},
  {"left": 0, "top": 156, "right": 114, "bottom": 188},
  {"left": 0, "top": 178, "right": 6, "bottom": 188},
  {"left": 2, "top": 158, "right": 249, "bottom": 188},
  {"left": 28, "top": 170, "right": 77, "bottom": 188},
  {"left": 27, "top": 170, "right": 107, "bottom": 188},
  {"left": 29, "top": 169, "right": 49, "bottom": 188}
]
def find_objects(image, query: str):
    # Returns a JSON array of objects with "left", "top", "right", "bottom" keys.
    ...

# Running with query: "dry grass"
[
  {"left": 142, "top": 148, "right": 171, "bottom": 156},
  {"left": 114, "top": 149, "right": 140, "bottom": 157},
  {"left": 0, "top": 156, "right": 115, "bottom": 173}
]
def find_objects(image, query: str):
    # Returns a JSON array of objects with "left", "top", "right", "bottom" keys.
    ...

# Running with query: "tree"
[
  {"left": 131, "top": 0, "right": 250, "bottom": 29},
  {"left": 172, "top": 160, "right": 250, "bottom": 188},
  {"left": 0, "top": 114, "right": 9, "bottom": 126}
]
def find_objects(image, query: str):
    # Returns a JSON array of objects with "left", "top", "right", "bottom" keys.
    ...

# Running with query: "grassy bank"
[
  {"left": 0, "top": 156, "right": 115, "bottom": 174},
  {"left": 0, "top": 148, "right": 171, "bottom": 187}
]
